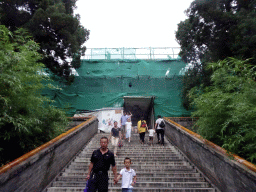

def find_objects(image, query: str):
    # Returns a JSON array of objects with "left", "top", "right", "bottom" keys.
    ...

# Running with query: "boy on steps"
[
  {"left": 115, "top": 157, "right": 137, "bottom": 192},
  {"left": 148, "top": 126, "right": 155, "bottom": 146}
]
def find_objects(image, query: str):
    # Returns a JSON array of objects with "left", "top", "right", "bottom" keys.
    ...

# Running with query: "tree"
[
  {"left": 181, "top": 64, "right": 212, "bottom": 110},
  {"left": 189, "top": 58, "right": 256, "bottom": 163},
  {"left": 176, "top": 0, "right": 256, "bottom": 65},
  {"left": 0, "top": 0, "right": 90, "bottom": 82},
  {"left": 0, "top": 25, "right": 69, "bottom": 166},
  {"left": 176, "top": 0, "right": 256, "bottom": 110}
]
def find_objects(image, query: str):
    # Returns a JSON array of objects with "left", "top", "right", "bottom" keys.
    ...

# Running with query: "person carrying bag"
[
  {"left": 84, "top": 179, "right": 90, "bottom": 192},
  {"left": 155, "top": 115, "right": 165, "bottom": 146},
  {"left": 137, "top": 117, "right": 148, "bottom": 144}
]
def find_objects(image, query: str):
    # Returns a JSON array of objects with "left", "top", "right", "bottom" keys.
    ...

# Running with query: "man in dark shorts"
[
  {"left": 87, "top": 137, "right": 118, "bottom": 192},
  {"left": 155, "top": 115, "right": 165, "bottom": 146}
]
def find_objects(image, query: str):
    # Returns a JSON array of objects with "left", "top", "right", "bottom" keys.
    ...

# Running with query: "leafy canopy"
[
  {"left": 176, "top": 0, "right": 256, "bottom": 65},
  {"left": 0, "top": 0, "right": 90, "bottom": 82},
  {"left": 176, "top": 0, "right": 256, "bottom": 110},
  {"left": 0, "top": 25, "right": 69, "bottom": 166},
  {"left": 190, "top": 58, "right": 256, "bottom": 163}
]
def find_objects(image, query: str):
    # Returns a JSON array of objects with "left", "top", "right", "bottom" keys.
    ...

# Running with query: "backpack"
[
  {"left": 141, "top": 121, "right": 146, "bottom": 127},
  {"left": 159, "top": 120, "right": 165, "bottom": 128}
]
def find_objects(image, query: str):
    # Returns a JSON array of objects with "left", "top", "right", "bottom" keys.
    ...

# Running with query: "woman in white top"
[{"left": 125, "top": 117, "right": 132, "bottom": 142}]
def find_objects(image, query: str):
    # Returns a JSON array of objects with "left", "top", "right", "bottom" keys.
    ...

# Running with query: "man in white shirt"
[{"left": 155, "top": 115, "right": 165, "bottom": 146}]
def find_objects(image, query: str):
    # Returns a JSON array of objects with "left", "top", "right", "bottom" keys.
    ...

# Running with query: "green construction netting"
[{"left": 42, "top": 59, "right": 192, "bottom": 117}]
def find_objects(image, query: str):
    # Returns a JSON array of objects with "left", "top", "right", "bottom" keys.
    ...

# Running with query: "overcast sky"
[{"left": 74, "top": 0, "right": 194, "bottom": 49}]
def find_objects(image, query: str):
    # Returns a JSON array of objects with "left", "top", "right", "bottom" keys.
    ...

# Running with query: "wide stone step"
[
  {"left": 45, "top": 132, "right": 216, "bottom": 192},
  {"left": 87, "top": 137, "right": 171, "bottom": 141},
  {"left": 69, "top": 161, "right": 190, "bottom": 166},
  {"left": 51, "top": 181, "right": 211, "bottom": 188},
  {"left": 84, "top": 146, "right": 174, "bottom": 150},
  {"left": 86, "top": 141, "right": 173, "bottom": 145},
  {"left": 81, "top": 150, "right": 174, "bottom": 154},
  {"left": 78, "top": 153, "right": 179, "bottom": 157},
  {"left": 63, "top": 166, "right": 195, "bottom": 173},
  {"left": 74, "top": 157, "right": 184, "bottom": 162},
  {"left": 79, "top": 148, "right": 177, "bottom": 155},
  {"left": 62, "top": 169, "right": 197, "bottom": 176},
  {"left": 85, "top": 144, "right": 173, "bottom": 147},
  {"left": 90, "top": 140, "right": 169, "bottom": 142},
  {"left": 66, "top": 164, "right": 194, "bottom": 170},
  {"left": 85, "top": 146, "right": 172, "bottom": 149},
  {"left": 78, "top": 154, "right": 181, "bottom": 158},
  {"left": 61, "top": 172, "right": 200, "bottom": 177},
  {"left": 79, "top": 152, "right": 178, "bottom": 156},
  {"left": 56, "top": 176, "right": 205, "bottom": 182},
  {"left": 47, "top": 187, "right": 216, "bottom": 192}
]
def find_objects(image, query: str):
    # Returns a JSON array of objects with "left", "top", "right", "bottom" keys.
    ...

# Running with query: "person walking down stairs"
[
  {"left": 86, "top": 137, "right": 118, "bottom": 192},
  {"left": 120, "top": 112, "right": 128, "bottom": 140},
  {"left": 109, "top": 121, "right": 121, "bottom": 157},
  {"left": 46, "top": 133, "right": 218, "bottom": 191},
  {"left": 137, "top": 117, "right": 148, "bottom": 145},
  {"left": 125, "top": 117, "right": 132, "bottom": 142},
  {"left": 115, "top": 157, "right": 137, "bottom": 192}
]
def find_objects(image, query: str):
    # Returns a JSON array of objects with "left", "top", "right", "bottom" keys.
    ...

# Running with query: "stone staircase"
[{"left": 46, "top": 133, "right": 218, "bottom": 192}]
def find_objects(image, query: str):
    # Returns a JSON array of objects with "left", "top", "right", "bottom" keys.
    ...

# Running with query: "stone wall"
[
  {"left": 0, "top": 116, "right": 98, "bottom": 192},
  {"left": 168, "top": 117, "right": 198, "bottom": 131},
  {"left": 164, "top": 117, "right": 256, "bottom": 192},
  {"left": 67, "top": 116, "right": 91, "bottom": 130}
]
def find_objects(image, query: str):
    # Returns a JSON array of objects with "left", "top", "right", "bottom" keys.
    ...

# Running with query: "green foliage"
[
  {"left": 176, "top": 0, "right": 256, "bottom": 65},
  {"left": 181, "top": 63, "right": 212, "bottom": 110},
  {"left": 0, "top": 0, "right": 90, "bottom": 82},
  {"left": 0, "top": 26, "right": 69, "bottom": 166},
  {"left": 190, "top": 58, "right": 256, "bottom": 163},
  {"left": 176, "top": 0, "right": 256, "bottom": 111}
]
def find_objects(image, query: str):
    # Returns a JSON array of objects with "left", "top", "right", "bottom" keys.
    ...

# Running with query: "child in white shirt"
[
  {"left": 148, "top": 127, "right": 155, "bottom": 146},
  {"left": 116, "top": 157, "right": 137, "bottom": 192}
]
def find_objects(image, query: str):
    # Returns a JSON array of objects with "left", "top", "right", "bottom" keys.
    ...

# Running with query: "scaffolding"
[{"left": 82, "top": 47, "right": 181, "bottom": 60}]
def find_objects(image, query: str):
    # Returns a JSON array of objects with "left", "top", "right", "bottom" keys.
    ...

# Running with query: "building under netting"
[{"left": 43, "top": 47, "right": 192, "bottom": 130}]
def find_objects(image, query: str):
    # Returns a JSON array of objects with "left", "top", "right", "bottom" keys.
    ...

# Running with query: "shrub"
[
  {"left": 190, "top": 58, "right": 256, "bottom": 163},
  {"left": 0, "top": 26, "right": 69, "bottom": 166}
]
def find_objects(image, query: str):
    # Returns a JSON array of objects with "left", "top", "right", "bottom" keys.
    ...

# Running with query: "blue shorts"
[{"left": 122, "top": 189, "right": 133, "bottom": 192}]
